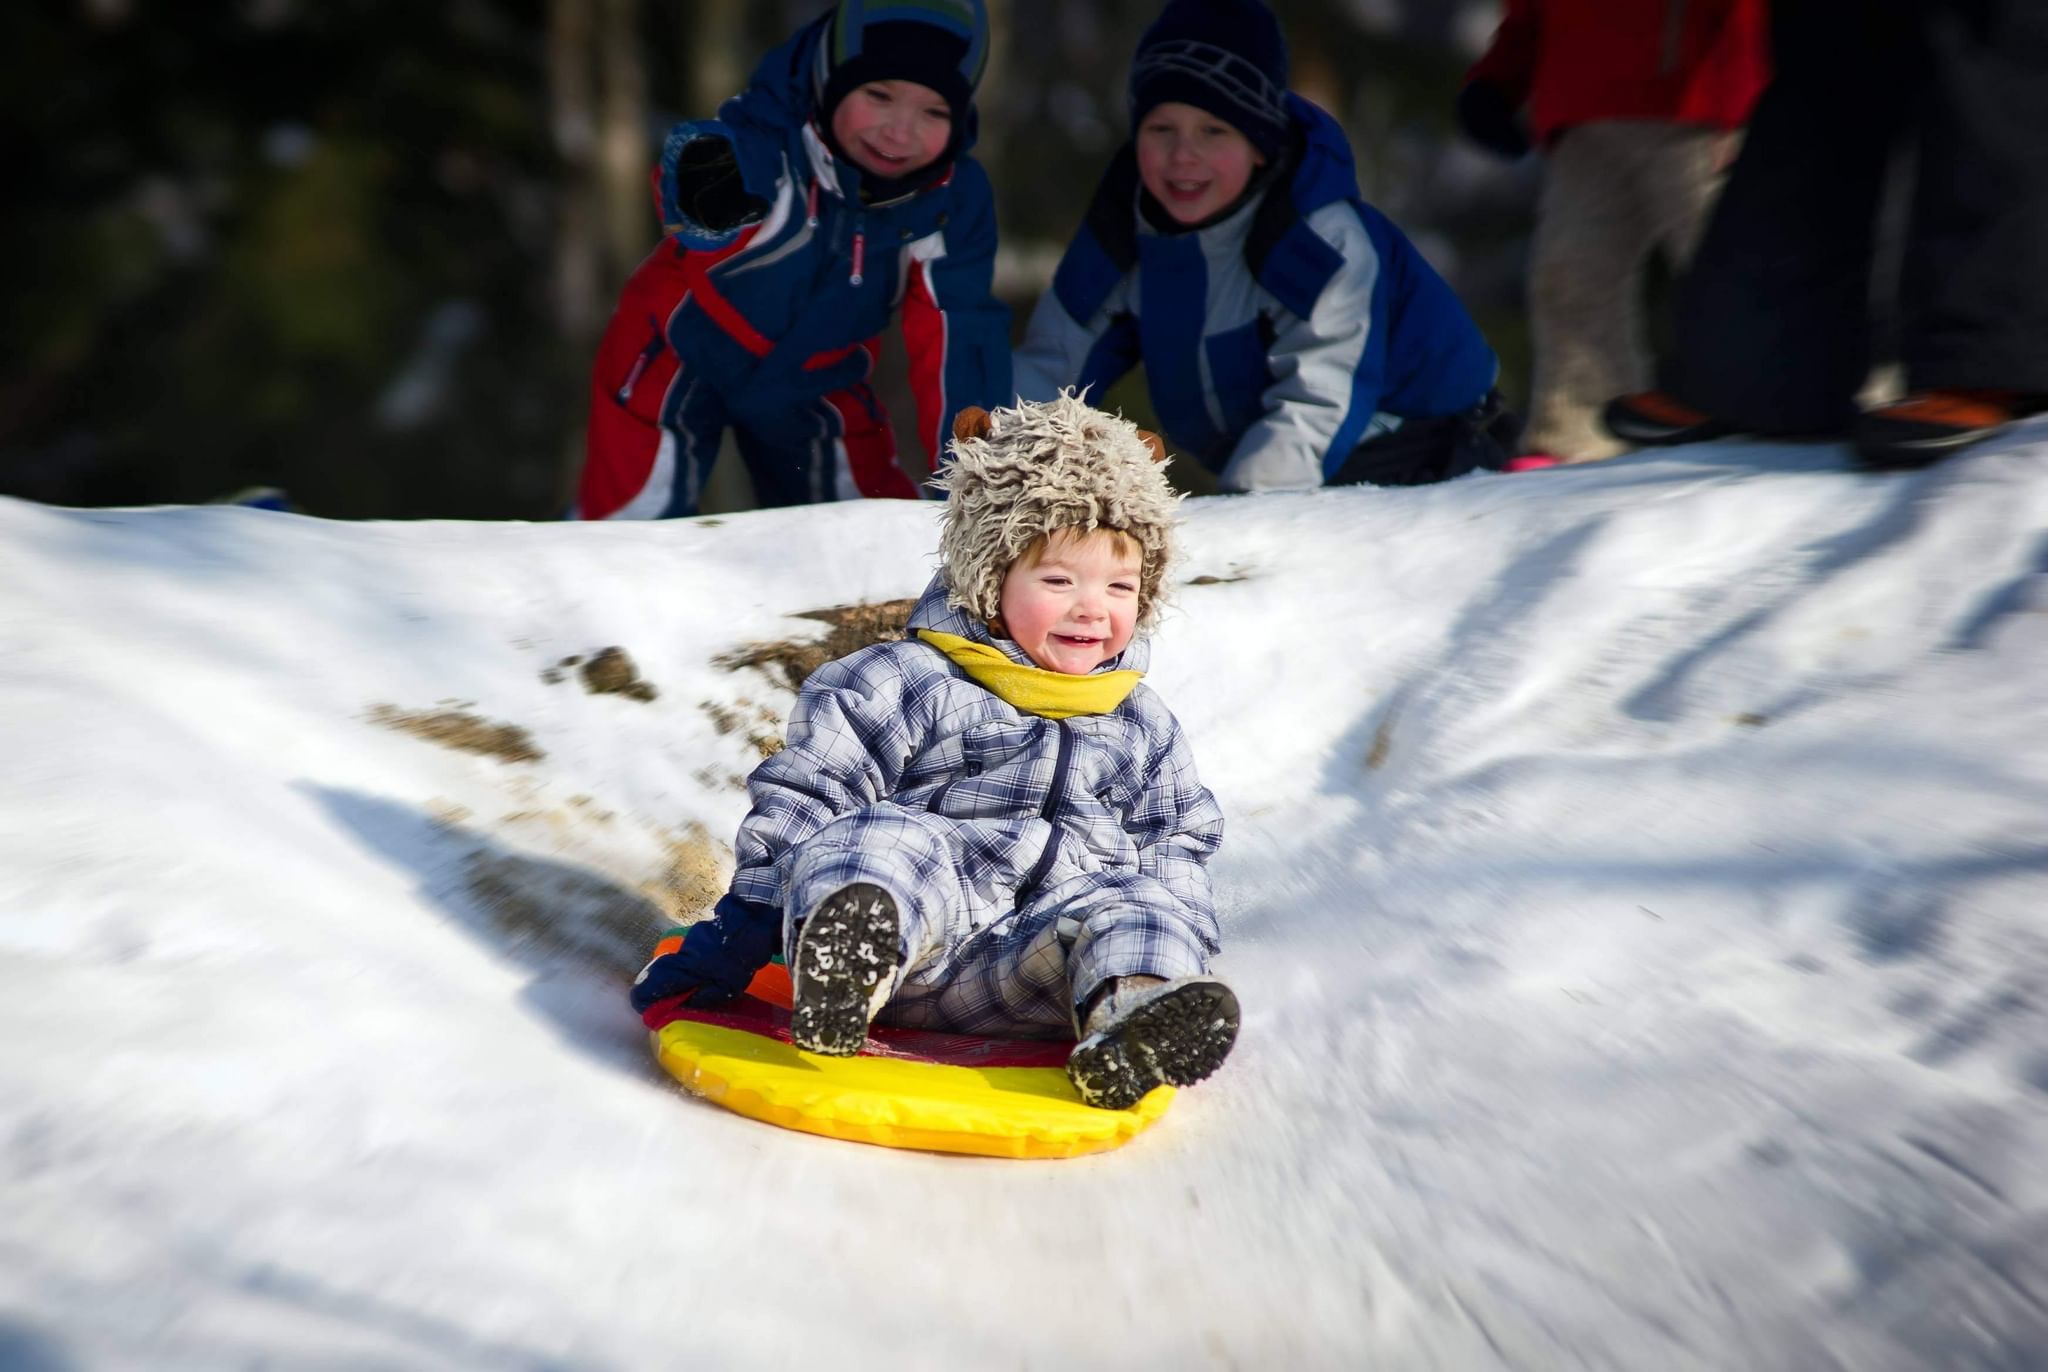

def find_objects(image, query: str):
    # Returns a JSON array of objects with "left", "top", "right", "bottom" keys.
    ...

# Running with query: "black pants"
[
  {"left": 1668, "top": 0, "right": 2048, "bottom": 434},
  {"left": 1328, "top": 390, "right": 1518, "bottom": 488}
]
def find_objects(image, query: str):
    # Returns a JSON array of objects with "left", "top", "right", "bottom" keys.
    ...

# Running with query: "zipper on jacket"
[
  {"left": 614, "top": 317, "right": 666, "bottom": 403},
  {"left": 1016, "top": 720, "right": 1074, "bottom": 900},
  {"left": 805, "top": 176, "right": 864, "bottom": 286}
]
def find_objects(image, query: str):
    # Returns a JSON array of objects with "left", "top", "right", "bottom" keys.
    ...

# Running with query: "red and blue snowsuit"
[{"left": 576, "top": 21, "right": 1012, "bottom": 519}]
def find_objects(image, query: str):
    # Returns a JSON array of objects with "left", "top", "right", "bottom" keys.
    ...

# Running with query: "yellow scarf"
[{"left": 915, "top": 630, "right": 1143, "bottom": 719}]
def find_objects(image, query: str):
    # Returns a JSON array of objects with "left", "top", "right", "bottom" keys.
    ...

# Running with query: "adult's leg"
[
  {"left": 1643, "top": 125, "right": 1743, "bottom": 298},
  {"left": 1523, "top": 123, "right": 1664, "bottom": 463},
  {"left": 1900, "top": 0, "right": 2048, "bottom": 394},
  {"left": 1667, "top": 0, "right": 1923, "bottom": 434}
]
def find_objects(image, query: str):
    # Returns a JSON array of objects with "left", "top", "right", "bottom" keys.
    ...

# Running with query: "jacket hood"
[
  {"left": 722, "top": 18, "right": 982, "bottom": 167},
  {"left": 1278, "top": 93, "right": 1360, "bottom": 216},
  {"left": 906, "top": 575, "right": 1152, "bottom": 675}
]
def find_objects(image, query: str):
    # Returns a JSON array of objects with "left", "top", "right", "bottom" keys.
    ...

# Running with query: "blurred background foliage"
[{"left": 0, "top": 0, "right": 1534, "bottom": 519}]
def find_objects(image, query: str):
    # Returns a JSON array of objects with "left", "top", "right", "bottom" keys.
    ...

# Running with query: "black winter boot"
[
  {"left": 790, "top": 883, "right": 901, "bottom": 1056},
  {"left": 1067, "top": 975, "right": 1240, "bottom": 1110}
]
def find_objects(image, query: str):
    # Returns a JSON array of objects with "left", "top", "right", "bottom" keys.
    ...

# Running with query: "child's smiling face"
[
  {"left": 1134, "top": 101, "right": 1265, "bottom": 225},
  {"left": 830, "top": 80, "right": 953, "bottom": 180},
  {"left": 996, "top": 528, "right": 1144, "bottom": 675}
]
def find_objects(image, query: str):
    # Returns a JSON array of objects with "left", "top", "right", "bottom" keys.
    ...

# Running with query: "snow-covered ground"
[{"left": 4, "top": 431, "right": 2047, "bottom": 1371}]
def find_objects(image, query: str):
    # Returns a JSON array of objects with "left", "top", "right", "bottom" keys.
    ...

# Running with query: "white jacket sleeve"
[
  {"left": 1217, "top": 203, "right": 1385, "bottom": 492},
  {"left": 1012, "top": 275, "right": 1140, "bottom": 405}
]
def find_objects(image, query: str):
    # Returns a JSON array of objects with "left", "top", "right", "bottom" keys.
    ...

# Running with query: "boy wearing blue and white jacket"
[
  {"left": 1015, "top": 0, "right": 1510, "bottom": 491},
  {"left": 576, "top": 0, "right": 1011, "bottom": 520},
  {"left": 630, "top": 393, "right": 1239, "bottom": 1111}
]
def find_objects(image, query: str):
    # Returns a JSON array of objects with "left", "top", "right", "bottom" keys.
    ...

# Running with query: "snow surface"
[{"left": 4, "top": 432, "right": 2048, "bottom": 1371}]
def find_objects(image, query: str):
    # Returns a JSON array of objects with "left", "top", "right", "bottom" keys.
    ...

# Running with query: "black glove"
[
  {"left": 1455, "top": 82, "right": 1531, "bottom": 160},
  {"left": 670, "top": 136, "right": 769, "bottom": 235}
]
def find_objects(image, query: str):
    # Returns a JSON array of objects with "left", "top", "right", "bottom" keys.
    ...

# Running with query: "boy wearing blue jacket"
[
  {"left": 631, "top": 393, "right": 1238, "bottom": 1111},
  {"left": 576, "top": 0, "right": 1012, "bottom": 520},
  {"left": 1015, "top": 0, "right": 1509, "bottom": 491}
]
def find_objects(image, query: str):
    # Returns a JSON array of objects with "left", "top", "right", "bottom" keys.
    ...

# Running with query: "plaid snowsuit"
[{"left": 644, "top": 577, "right": 1224, "bottom": 1038}]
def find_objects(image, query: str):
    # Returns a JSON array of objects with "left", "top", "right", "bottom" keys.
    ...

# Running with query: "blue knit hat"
[
  {"left": 811, "top": 0, "right": 991, "bottom": 128},
  {"left": 1128, "top": 0, "right": 1291, "bottom": 162}
]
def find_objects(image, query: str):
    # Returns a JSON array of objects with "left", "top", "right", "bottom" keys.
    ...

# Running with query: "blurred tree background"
[{"left": 0, "top": 0, "right": 1533, "bottom": 519}]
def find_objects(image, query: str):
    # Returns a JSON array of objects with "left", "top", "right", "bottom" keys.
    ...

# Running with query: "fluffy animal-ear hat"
[{"left": 933, "top": 391, "right": 1180, "bottom": 633}]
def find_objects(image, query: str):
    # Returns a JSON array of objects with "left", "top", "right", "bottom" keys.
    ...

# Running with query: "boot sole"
[
  {"left": 1854, "top": 426, "right": 2003, "bottom": 470},
  {"left": 1603, "top": 412, "right": 1741, "bottom": 447},
  {"left": 790, "top": 883, "right": 900, "bottom": 1057},
  {"left": 1600, "top": 395, "right": 1739, "bottom": 447},
  {"left": 1068, "top": 979, "right": 1240, "bottom": 1111}
]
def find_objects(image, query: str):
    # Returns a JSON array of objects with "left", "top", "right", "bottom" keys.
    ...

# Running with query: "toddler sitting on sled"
[{"left": 631, "top": 392, "right": 1237, "bottom": 1109}]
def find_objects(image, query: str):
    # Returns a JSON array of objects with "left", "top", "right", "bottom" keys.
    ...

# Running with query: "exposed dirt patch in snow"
[
  {"left": 648, "top": 822, "right": 732, "bottom": 925},
  {"left": 699, "top": 697, "right": 784, "bottom": 758},
  {"left": 540, "top": 647, "right": 658, "bottom": 701},
  {"left": 716, "top": 599, "right": 915, "bottom": 691},
  {"left": 366, "top": 704, "right": 543, "bottom": 763}
]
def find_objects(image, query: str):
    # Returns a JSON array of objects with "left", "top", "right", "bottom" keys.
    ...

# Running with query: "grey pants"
[
  {"left": 783, "top": 806, "right": 1213, "bottom": 1038},
  {"left": 1523, "top": 121, "right": 1740, "bottom": 463}
]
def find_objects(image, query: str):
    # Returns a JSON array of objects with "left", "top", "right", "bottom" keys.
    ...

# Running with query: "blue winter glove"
[
  {"left": 628, "top": 895, "right": 781, "bottom": 1016},
  {"left": 631, "top": 931, "right": 710, "bottom": 1014},
  {"left": 1455, "top": 82, "right": 1531, "bottom": 160}
]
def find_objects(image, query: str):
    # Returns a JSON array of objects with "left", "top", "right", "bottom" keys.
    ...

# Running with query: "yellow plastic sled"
[{"left": 645, "top": 964, "right": 1174, "bottom": 1159}]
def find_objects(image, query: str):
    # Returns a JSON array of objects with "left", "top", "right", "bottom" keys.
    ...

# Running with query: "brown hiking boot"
[
  {"left": 1602, "top": 390, "right": 1740, "bottom": 447},
  {"left": 1854, "top": 390, "right": 2045, "bottom": 470}
]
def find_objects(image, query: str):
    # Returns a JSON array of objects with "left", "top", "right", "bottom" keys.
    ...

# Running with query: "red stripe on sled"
[{"left": 641, "top": 968, "right": 1076, "bottom": 1070}]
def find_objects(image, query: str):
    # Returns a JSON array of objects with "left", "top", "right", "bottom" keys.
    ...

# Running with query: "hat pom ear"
[
  {"left": 952, "top": 406, "right": 994, "bottom": 443},
  {"left": 1136, "top": 429, "right": 1169, "bottom": 464}
]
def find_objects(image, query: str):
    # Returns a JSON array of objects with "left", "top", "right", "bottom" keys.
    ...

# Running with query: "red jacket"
[{"left": 1466, "top": 0, "right": 1771, "bottom": 144}]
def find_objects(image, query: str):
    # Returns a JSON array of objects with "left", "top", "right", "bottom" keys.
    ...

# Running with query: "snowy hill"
[{"left": 3, "top": 431, "right": 2047, "bottom": 1370}]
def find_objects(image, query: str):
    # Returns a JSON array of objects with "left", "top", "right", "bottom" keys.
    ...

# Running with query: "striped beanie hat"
[
  {"left": 811, "top": 0, "right": 991, "bottom": 127},
  {"left": 1129, "top": 0, "right": 1291, "bottom": 162}
]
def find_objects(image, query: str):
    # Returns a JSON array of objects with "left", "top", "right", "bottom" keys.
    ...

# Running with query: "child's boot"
[
  {"left": 790, "top": 883, "right": 901, "bottom": 1056},
  {"left": 1067, "top": 975, "right": 1240, "bottom": 1110}
]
